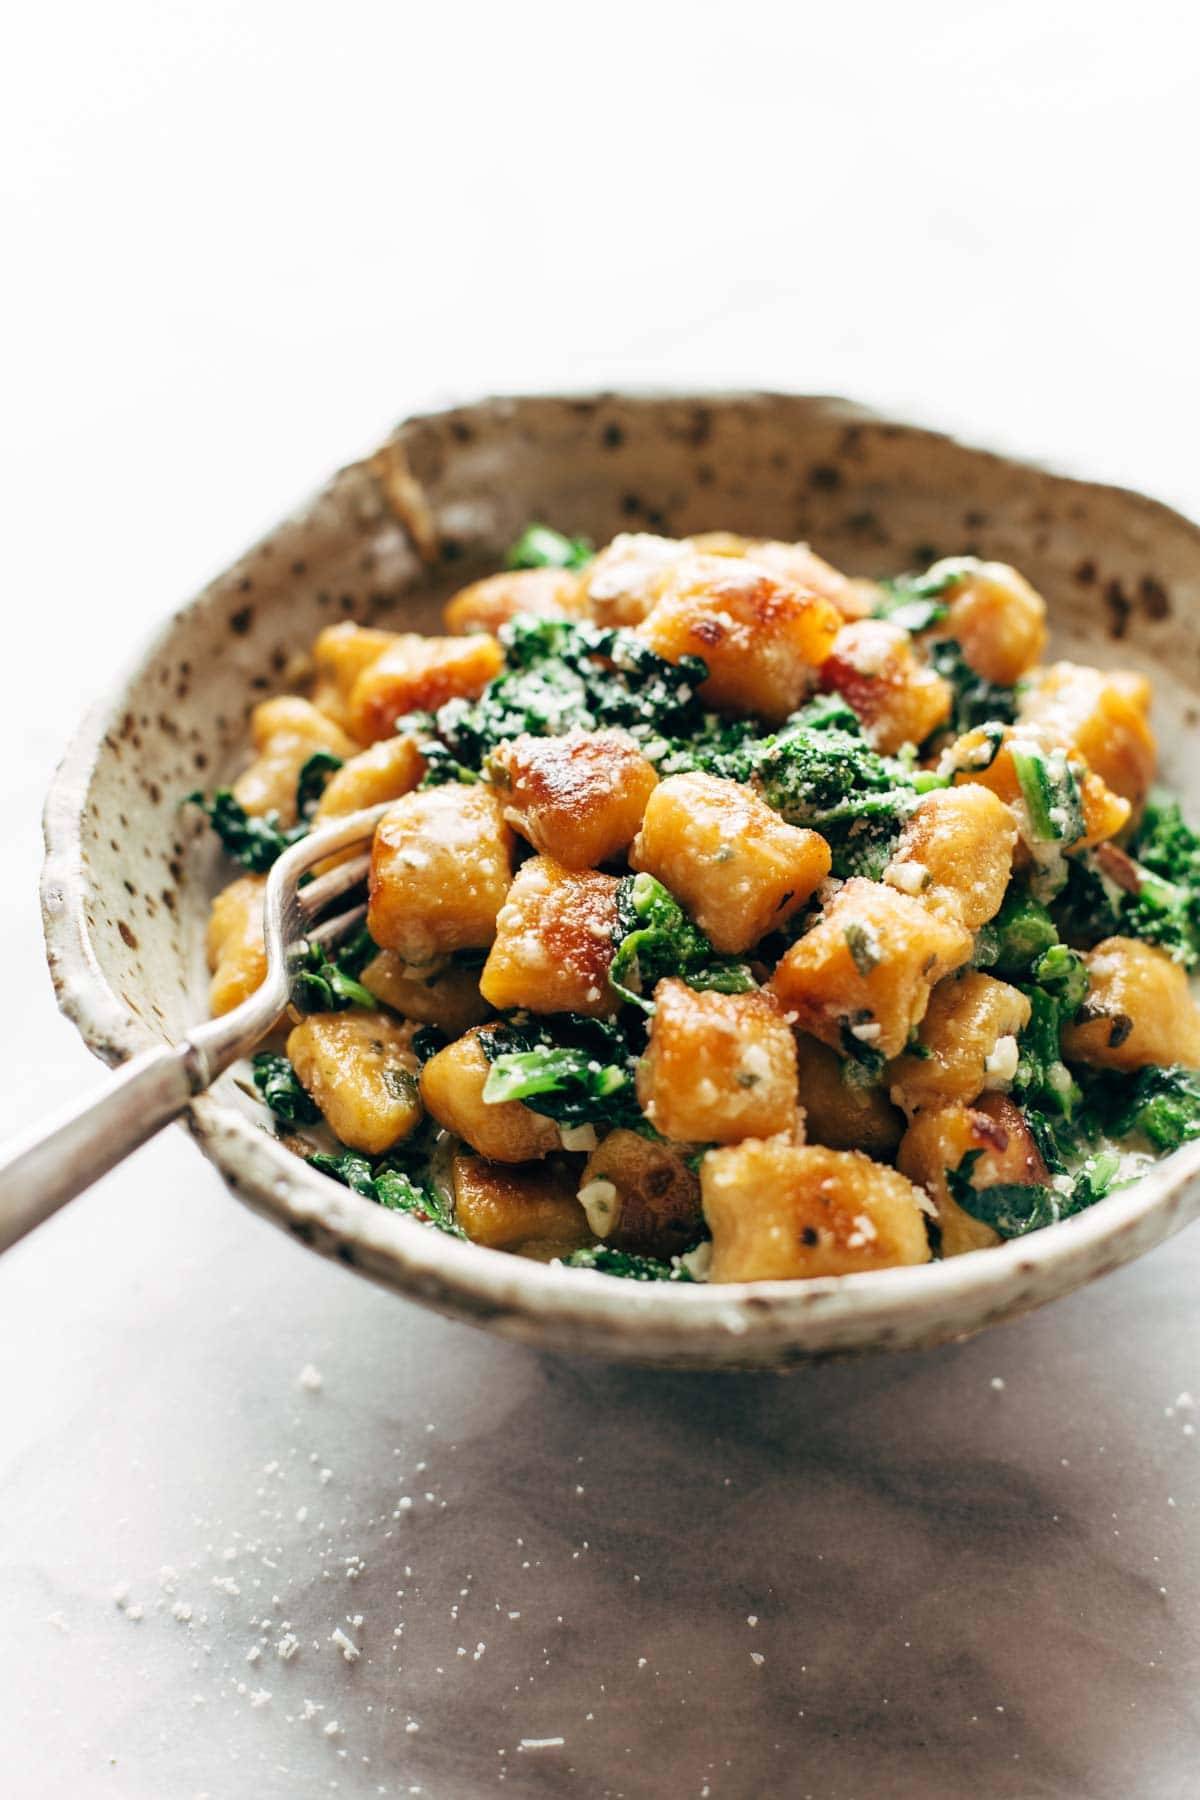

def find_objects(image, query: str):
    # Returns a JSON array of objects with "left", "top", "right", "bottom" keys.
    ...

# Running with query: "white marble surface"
[{"left": 5, "top": 4, "right": 1200, "bottom": 1794}]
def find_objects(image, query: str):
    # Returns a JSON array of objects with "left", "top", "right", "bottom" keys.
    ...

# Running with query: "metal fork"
[{"left": 0, "top": 802, "right": 393, "bottom": 1255}]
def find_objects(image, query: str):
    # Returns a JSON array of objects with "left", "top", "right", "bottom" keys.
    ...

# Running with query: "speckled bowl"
[{"left": 40, "top": 392, "right": 1200, "bottom": 1368}]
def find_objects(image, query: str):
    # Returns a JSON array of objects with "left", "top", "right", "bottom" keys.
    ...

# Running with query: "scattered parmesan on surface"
[
  {"left": 330, "top": 1626, "right": 360, "bottom": 1663},
  {"left": 577, "top": 1178, "right": 619, "bottom": 1238},
  {"left": 298, "top": 1364, "right": 324, "bottom": 1393}
]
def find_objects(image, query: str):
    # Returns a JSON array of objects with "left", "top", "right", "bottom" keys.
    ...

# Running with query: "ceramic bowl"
[{"left": 41, "top": 392, "right": 1200, "bottom": 1368}]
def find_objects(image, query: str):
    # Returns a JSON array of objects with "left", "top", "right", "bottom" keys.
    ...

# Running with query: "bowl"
[{"left": 41, "top": 391, "right": 1200, "bottom": 1369}]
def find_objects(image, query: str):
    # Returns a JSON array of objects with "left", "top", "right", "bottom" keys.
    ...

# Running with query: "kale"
[
  {"left": 789, "top": 692, "right": 867, "bottom": 736},
  {"left": 186, "top": 750, "right": 343, "bottom": 871},
  {"left": 1052, "top": 854, "right": 1123, "bottom": 948},
  {"left": 1009, "top": 744, "right": 1085, "bottom": 846},
  {"left": 1030, "top": 942, "right": 1089, "bottom": 1010},
  {"left": 1013, "top": 973, "right": 1084, "bottom": 1119},
  {"left": 478, "top": 1014, "right": 642, "bottom": 1130},
  {"left": 608, "top": 873, "right": 755, "bottom": 1011},
  {"left": 1056, "top": 826, "right": 1200, "bottom": 968},
  {"left": 947, "top": 1164, "right": 1062, "bottom": 1237},
  {"left": 974, "top": 888, "right": 1060, "bottom": 977},
  {"left": 431, "top": 616, "right": 707, "bottom": 772},
  {"left": 656, "top": 713, "right": 764, "bottom": 784},
  {"left": 1133, "top": 789, "right": 1200, "bottom": 891},
  {"left": 750, "top": 722, "right": 935, "bottom": 878},
  {"left": 563, "top": 1245, "right": 696, "bottom": 1282},
  {"left": 252, "top": 1052, "right": 321, "bottom": 1126},
  {"left": 291, "top": 927, "right": 380, "bottom": 1013},
  {"left": 309, "top": 1148, "right": 463, "bottom": 1236},
  {"left": 872, "top": 559, "right": 971, "bottom": 633},
  {"left": 1124, "top": 870, "right": 1200, "bottom": 967},
  {"left": 1099, "top": 1065, "right": 1200, "bottom": 1153},
  {"left": 295, "top": 749, "right": 344, "bottom": 819},
  {"left": 185, "top": 788, "right": 306, "bottom": 872},
  {"left": 928, "top": 640, "right": 1019, "bottom": 734},
  {"left": 309, "top": 1147, "right": 376, "bottom": 1194},
  {"left": 948, "top": 1141, "right": 1121, "bottom": 1239},
  {"left": 410, "top": 1025, "right": 448, "bottom": 1065},
  {"left": 505, "top": 522, "right": 593, "bottom": 571}
]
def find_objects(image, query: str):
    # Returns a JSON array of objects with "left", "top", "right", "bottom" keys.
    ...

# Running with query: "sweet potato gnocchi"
[{"left": 190, "top": 524, "right": 1200, "bottom": 1285}]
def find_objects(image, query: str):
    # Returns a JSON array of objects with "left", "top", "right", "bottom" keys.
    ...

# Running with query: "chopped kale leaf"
[
  {"left": 252, "top": 1052, "right": 321, "bottom": 1126},
  {"left": 949, "top": 1138, "right": 1121, "bottom": 1239},
  {"left": 292, "top": 926, "right": 380, "bottom": 1013},
  {"left": 188, "top": 752, "right": 346, "bottom": 870},
  {"left": 928, "top": 640, "right": 1019, "bottom": 734},
  {"left": 479, "top": 1014, "right": 642, "bottom": 1130},
  {"left": 563, "top": 1245, "right": 695, "bottom": 1282},
  {"left": 295, "top": 749, "right": 344, "bottom": 820},
  {"left": 309, "top": 1147, "right": 463, "bottom": 1236},
  {"left": 1010, "top": 744, "right": 1085, "bottom": 845},
  {"left": 1096, "top": 1065, "right": 1200, "bottom": 1153},
  {"left": 609, "top": 872, "right": 755, "bottom": 1010},
  {"left": 1055, "top": 801, "right": 1200, "bottom": 966},
  {"left": 505, "top": 522, "right": 593, "bottom": 571},
  {"left": 430, "top": 616, "right": 707, "bottom": 772},
  {"left": 872, "top": 559, "right": 971, "bottom": 633},
  {"left": 185, "top": 788, "right": 307, "bottom": 872},
  {"left": 974, "top": 888, "right": 1060, "bottom": 977}
]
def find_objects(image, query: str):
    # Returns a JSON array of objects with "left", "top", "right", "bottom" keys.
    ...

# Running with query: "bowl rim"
[{"left": 40, "top": 388, "right": 1200, "bottom": 1359}]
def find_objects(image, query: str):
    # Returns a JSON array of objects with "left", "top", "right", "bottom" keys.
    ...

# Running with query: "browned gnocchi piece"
[
  {"left": 818, "top": 619, "right": 953, "bottom": 753},
  {"left": 451, "top": 1153, "right": 591, "bottom": 1255},
  {"left": 931, "top": 558, "right": 1047, "bottom": 684},
  {"left": 769, "top": 878, "right": 972, "bottom": 1061},
  {"left": 360, "top": 950, "right": 490, "bottom": 1038},
  {"left": 347, "top": 632, "right": 504, "bottom": 743},
  {"left": 792, "top": 1033, "right": 904, "bottom": 1156},
  {"left": 1018, "top": 661, "right": 1158, "bottom": 808},
  {"left": 286, "top": 1010, "right": 422, "bottom": 1156},
  {"left": 580, "top": 532, "right": 687, "bottom": 627},
  {"left": 576, "top": 1129, "right": 703, "bottom": 1256},
  {"left": 886, "top": 971, "right": 1032, "bottom": 1115},
  {"left": 636, "top": 979, "right": 798, "bottom": 1143},
  {"left": 443, "top": 566, "right": 584, "bottom": 636},
  {"left": 702, "top": 1138, "right": 932, "bottom": 1281},
  {"left": 315, "top": 733, "right": 426, "bottom": 818},
  {"left": 885, "top": 786, "right": 1016, "bottom": 931},
  {"left": 629, "top": 771, "right": 831, "bottom": 956},
  {"left": 480, "top": 856, "right": 621, "bottom": 1018},
  {"left": 368, "top": 786, "right": 514, "bottom": 964},
  {"left": 489, "top": 729, "right": 659, "bottom": 869},
  {"left": 897, "top": 1093, "right": 1050, "bottom": 1257},
  {"left": 1061, "top": 937, "right": 1200, "bottom": 1071},
  {"left": 690, "top": 533, "right": 869, "bottom": 620},
  {"left": 637, "top": 554, "right": 842, "bottom": 722},
  {"left": 311, "top": 623, "right": 399, "bottom": 731},
  {"left": 232, "top": 697, "right": 355, "bottom": 824},
  {"left": 207, "top": 874, "right": 268, "bottom": 1017},
  {"left": 420, "top": 1026, "right": 562, "bottom": 1163}
]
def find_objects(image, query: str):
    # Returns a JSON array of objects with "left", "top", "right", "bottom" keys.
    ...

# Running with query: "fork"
[{"left": 0, "top": 802, "right": 393, "bottom": 1255}]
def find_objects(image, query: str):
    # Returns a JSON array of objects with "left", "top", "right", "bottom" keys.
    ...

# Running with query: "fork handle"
[{"left": 0, "top": 1043, "right": 199, "bottom": 1254}]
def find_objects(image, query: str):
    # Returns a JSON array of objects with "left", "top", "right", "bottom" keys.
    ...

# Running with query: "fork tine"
[
  {"left": 296, "top": 853, "right": 371, "bottom": 919},
  {"left": 306, "top": 900, "right": 368, "bottom": 951}
]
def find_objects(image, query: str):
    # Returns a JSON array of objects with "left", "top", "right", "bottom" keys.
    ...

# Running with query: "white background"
[{"left": 5, "top": 5, "right": 1200, "bottom": 1797}]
